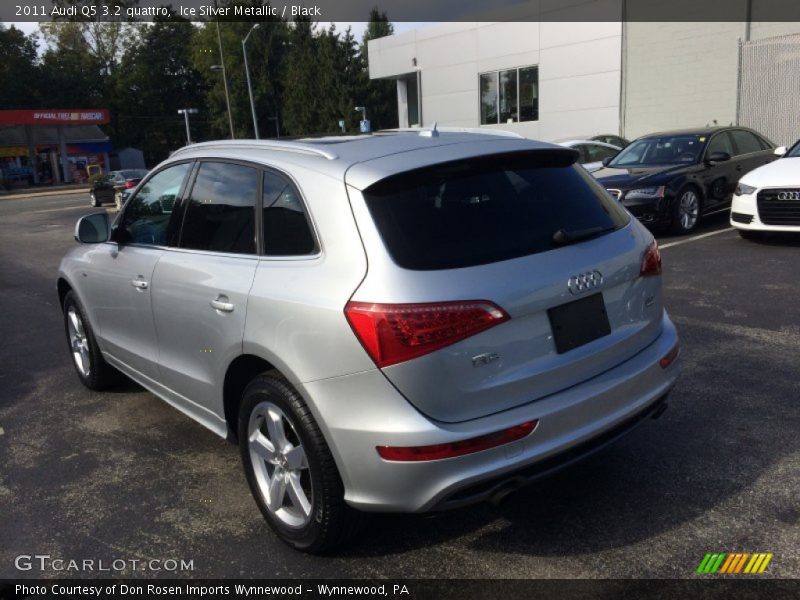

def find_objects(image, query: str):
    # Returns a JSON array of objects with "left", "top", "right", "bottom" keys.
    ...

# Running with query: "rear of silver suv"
[{"left": 59, "top": 132, "right": 679, "bottom": 554}]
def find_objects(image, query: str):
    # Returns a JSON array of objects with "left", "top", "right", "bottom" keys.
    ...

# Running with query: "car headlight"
[
  {"left": 625, "top": 186, "right": 665, "bottom": 200},
  {"left": 735, "top": 182, "right": 757, "bottom": 196}
]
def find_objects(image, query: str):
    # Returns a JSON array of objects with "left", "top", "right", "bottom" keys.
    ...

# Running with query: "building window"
[
  {"left": 480, "top": 66, "right": 538, "bottom": 124},
  {"left": 479, "top": 72, "right": 498, "bottom": 125}
]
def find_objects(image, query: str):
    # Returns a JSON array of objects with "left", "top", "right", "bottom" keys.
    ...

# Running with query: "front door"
[{"left": 90, "top": 162, "right": 193, "bottom": 379}]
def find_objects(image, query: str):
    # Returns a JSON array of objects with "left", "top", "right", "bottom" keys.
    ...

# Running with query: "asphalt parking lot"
[{"left": 0, "top": 192, "right": 798, "bottom": 579}]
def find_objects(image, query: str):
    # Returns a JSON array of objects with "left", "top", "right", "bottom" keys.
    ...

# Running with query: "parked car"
[
  {"left": 593, "top": 127, "right": 776, "bottom": 234},
  {"left": 90, "top": 169, "right": 148, "bottom": 207},
  {"left": 59, "top": 132, "right": 680, "bottom": 552},
  {"left": 731, "top": 140, "right": 800, "bottom": 239},
  {"left": 558, "top": 140, "right": 622, "bottom": 173}
]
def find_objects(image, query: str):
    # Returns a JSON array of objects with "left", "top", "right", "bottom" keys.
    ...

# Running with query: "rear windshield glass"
[{"left": 362, "top": 151, "right": 630, "bottom": 270}]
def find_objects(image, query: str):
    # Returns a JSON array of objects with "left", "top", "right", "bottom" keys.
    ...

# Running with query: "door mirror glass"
[
  {"left": 706, "top": 151, "right": 731, "bottom": 164},
  {"left": 774, "top": 146, "right": 787, "bottom": 156},
  {"left": 74, "top": 212, "right": 110, "bottom": 243}
]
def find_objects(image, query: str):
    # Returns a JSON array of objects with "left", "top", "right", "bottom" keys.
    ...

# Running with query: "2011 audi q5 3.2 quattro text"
[{"left": 58, "top": 130, "right": 680, "bottom": 552}]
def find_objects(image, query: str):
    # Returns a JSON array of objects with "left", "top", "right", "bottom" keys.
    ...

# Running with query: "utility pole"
[
  {"left": 214, "top": 10, "right": 235, "bottom": 139},
  {"left": 177, "top": 109, "right": 198, "bottom": 144},
  {"left": 243, "top": 24, "right": 261, "bottom": 139}
]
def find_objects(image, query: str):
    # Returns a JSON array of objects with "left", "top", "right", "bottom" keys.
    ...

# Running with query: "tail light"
[
  {"left": 344, "top": 300, "right": 510, "bottom": 368},
  {"left": 124, "top": 180, "right": 137, "bottom": 189},
  {"left": 377, "top": 421, "right": 537, "bottom": 462},
  {"left": 640, "top": 240, "right": 662, "bottom": 276}
]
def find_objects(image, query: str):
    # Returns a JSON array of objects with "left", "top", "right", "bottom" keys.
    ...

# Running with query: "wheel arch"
[{"left": 57, "top": 277, "right": 72, "bottom": 311}]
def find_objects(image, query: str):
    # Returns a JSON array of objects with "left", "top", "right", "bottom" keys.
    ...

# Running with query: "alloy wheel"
[
  {"left": 67, "top": 306, "right": 91, "bottom": 377},
  {"left": 248, "top": 401, "right": 313, "bottom": 528},
  {"left": 679, "top": 190, "right": 699, "bottom": 230}
]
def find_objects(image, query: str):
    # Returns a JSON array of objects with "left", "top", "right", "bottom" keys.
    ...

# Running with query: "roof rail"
[
  {"left": 171, "top": 139, "right": 339, "bottom": 160},
  {"left": 382, "top": 126, "right": 526, "bottom": 139}
]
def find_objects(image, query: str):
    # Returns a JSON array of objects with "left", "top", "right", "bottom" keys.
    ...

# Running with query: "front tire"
[
  {"left": 671, "top": 187, "right": 701, "bottom": 234},
  {"left": 63, "top": 290, "right": 121, "bottom": 390},
  {"left": 90, "top": 192, "right": 100, "bottom": 207},
  {"left": 238, "top": 373, "right": 361, "bottom": 553}
]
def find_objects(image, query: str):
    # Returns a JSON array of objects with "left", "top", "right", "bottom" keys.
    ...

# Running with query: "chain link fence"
[{"left": 738, "top": 33, "right": 800, "bottom": 147}]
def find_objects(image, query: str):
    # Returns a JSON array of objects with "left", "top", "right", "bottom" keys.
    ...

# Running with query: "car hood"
[
  {"left": 739, "top": 157, "right": 800, "bottom": 188},
  {"left": 593, "top": 163, "right": 689, "bottom": 188}
]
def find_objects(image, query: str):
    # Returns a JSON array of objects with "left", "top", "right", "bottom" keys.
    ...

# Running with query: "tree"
[
  {"left": 116, "top": 17, "right": 206, "bottom": 163},
  {"left": 0, "top": 24, "right": 40, "bottom": 109},
  {"left": 360, "top": 7, "right": 398, "bottom": 131},
  {"left": 281, "top": 17, "right": 325, "bottom": 135}
]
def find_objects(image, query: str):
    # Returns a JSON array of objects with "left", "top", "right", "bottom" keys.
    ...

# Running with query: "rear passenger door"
[
  {"left": 151, "top": 161, "right": 260, "bottom": 414},
  {"left": 730, "top": 129, "right": 777, "bottom": 181}
]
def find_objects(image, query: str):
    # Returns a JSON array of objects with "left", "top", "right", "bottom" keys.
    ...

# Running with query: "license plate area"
[{"left": 548, "top": 293, "right": 611, "bottom": 354}]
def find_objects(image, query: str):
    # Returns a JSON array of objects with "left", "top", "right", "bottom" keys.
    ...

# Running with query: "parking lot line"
[{"left": 660, "top": 227, "right": 734, "bottom": 250}]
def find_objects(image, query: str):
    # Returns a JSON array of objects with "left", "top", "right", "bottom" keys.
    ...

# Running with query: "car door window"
[
  {"left": 262, "top": 171, "right": 317, "bottom": 256},
  {"left": 118, "top": 163, "right": 191, "bottom": 246},
  {"left": 731, "top": 130, "right": 765, "bottom": 155},
  {"left": 706, "top": 132, "right": 734, "bottom": 157},
  {"left": 585, "top": 144, "right": 618, "bottom": 163},
  {"left": 179, "top": 162, "right": 258, "bottom": 255}
]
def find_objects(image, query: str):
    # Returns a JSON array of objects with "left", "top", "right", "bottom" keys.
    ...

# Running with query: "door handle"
[
  {"left": 210, "top": 297, "right": 234, "bottom": 313},
  {"left": 735, "top": 164, "right": 743, "bottom": 171},
  {"left": 131, "top": 278, "right": 149, "bottom": 290}
]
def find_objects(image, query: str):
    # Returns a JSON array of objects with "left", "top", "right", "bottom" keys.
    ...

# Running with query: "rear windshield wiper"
[{"left": 552, "top": 226, "right": 615, "bottom": 246}]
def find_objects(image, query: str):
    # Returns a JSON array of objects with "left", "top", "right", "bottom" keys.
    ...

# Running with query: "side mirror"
[
  {"left": 774, "top": 146, "right": 787, "bottom": 156},
  {"left": 602, "top": 156, "right": 613, "bottom": 167},
  {"left": 706, "top": 151, "right": 731, "bottom": 164},
  {"left": 74, "top": 212, "right": 110, "bottom": 244}
]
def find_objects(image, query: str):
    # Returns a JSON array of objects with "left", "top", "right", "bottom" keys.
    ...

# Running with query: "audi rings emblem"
[
  {"left": 777, "top": 191, "right": 800, "bottom": 201},
  {"left": 567, "top": 271, "right": 603, "bottom": 295}
]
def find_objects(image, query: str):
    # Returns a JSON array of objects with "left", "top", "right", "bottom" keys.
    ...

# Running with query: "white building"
[{"left": 368, "top": 15, "right": 800, "bottom": 145}]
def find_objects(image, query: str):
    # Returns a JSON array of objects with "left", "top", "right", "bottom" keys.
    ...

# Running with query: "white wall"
[{"left": 368, "top": 19, "right": 623, "bottom": 141}]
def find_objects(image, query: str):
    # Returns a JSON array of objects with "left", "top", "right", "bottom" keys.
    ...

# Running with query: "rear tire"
[
  {"left": 671, "top": 187, "right": 702, "bottom": 234},
  {"left": 238, "top": 372, "right": 362, "bottom": 553},
  {"left": 63, "top": 290, "right": 121, "bottom": 390}
]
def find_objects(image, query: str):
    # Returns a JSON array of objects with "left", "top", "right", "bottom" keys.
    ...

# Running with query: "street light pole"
[
  {"left": 177, "top": 108, "right": 198, "bottom": 144},
  {"left": 243, "top": 23, "right": 260, "bottom": 139},
  {"left": 215, "top": 17, "right": 235, "bottom": 139}
]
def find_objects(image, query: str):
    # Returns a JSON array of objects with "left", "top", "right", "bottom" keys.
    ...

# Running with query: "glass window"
[
  {"left": 499, "top": 69, "right": 518, "bottom": 123},
  {"left": 118, "top": 162, "right": 191, "bottom": 246},
  {"left": 706, "top": 132, "right": 735, "bottom": 156},
  {"left": 179, "top": 162, "right": 257, "bottom": 255},
  {"left": 363, "top": 152, "right": 629, "bottom": 270},
  {"left": 584, "top": 143, "right": 619, "bottom": 163},
  {"left": 519, "top": 66, "right": 538, "bottom": 122},
  {"left": 613, "top": 135, "right": 706, "bottom": 166},
  {"left": 480, "top": 72, "right": 498, "bottom": 125},
  {"left": 731, "top": 130, "right": 764, "bottom": 155},
  {"left": 262, "top": 172, "right": 316, "bottom": 256}
]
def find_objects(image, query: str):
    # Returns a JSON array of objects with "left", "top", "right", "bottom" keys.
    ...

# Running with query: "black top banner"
[{"left": 4, "top": 0, "right": 800, "bottom": 23}]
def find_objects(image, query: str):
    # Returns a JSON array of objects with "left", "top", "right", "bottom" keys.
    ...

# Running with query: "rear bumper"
[{"left": 300, "top": 311, "right": 680, "bottom": 513}]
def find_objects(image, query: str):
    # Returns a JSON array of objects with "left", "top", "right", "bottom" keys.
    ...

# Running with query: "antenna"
[{"left": 418, "top": 122, "right": 439, "bottom": 138}]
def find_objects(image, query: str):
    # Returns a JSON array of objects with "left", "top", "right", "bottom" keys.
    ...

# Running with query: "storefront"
[{"left": 0, "top": 109, "right": 111, "bottom": 187}]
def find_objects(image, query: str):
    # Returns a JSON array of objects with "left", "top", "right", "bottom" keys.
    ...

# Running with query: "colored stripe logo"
[{"left": 697, "top": 552, "right": 773, "bottom": 574}]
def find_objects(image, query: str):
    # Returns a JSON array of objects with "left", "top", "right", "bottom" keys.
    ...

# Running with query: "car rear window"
[{"left": 362, "top": 151, "right": 630, "bottom": 270}]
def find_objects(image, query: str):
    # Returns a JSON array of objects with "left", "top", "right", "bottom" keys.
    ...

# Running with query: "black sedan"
[
  {"left": 90, "top": 169, "right": 147, "bottom": 207},
  {"left": 592, "top": 127, "right": 776, "bottom": 234}
]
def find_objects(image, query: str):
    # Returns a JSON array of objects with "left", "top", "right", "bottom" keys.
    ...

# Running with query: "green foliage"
[{"left": 7, "top": 6, "right": 399, "bottom": 163}]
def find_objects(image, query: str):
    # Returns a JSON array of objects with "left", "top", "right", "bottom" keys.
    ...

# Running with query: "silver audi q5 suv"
[{"left": 58, "top": 130, "right": 680, "bottom": 552}]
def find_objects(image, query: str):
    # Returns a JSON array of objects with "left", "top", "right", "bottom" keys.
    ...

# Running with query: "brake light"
[
  {"left": 377, "top": 421, "right": 537, "bottom": 461},
  {"left": 344, "top": 300, "right": 510, "bottom": 368},
  {"left": 124, "top": 180, "right": 137, "bottom": 188},
  {"left": 640, "top": 241, "right": 662, "bottom": 276}
]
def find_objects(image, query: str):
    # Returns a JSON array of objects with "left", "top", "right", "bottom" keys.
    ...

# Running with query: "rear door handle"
[
  {"left": 131, "top": 278, "right": 149, "bottom": 290},
  {"left": 210, "top": 296, "right": 234, "bottom": 313}
]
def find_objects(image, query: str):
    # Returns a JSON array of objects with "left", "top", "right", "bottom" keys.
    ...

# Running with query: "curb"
[{"left": 0, "top": 187, "right": 91, "bottom": 201}]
